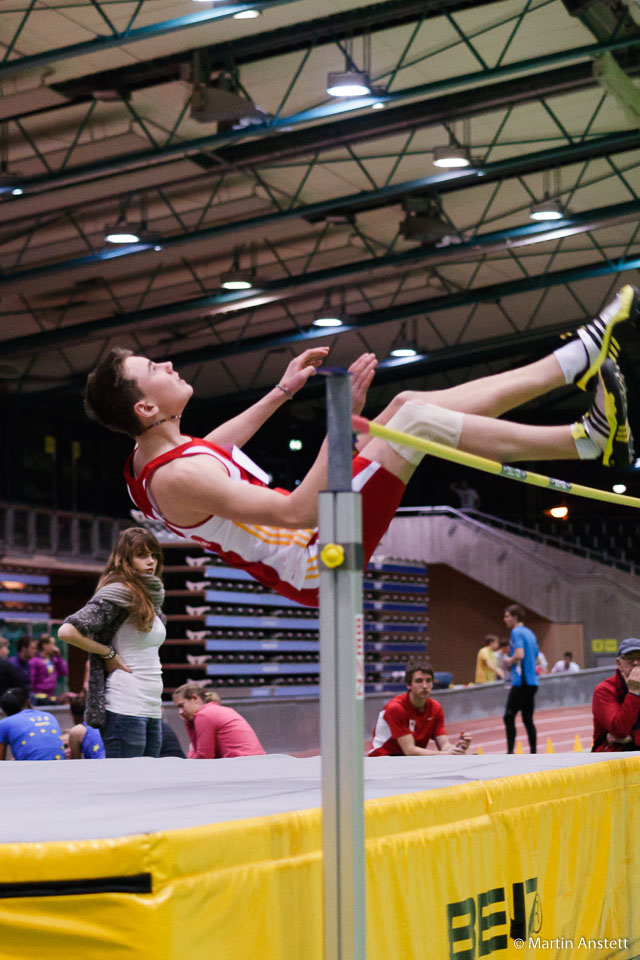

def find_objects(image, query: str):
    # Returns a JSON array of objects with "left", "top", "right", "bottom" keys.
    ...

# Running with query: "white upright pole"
[{"left": 320, "top": 371, "right": 366, "bottom": 960}]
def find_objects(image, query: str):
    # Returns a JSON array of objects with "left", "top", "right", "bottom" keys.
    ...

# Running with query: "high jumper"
[{"left": 84, "top": 286, "right": 638, "bottom": 606}]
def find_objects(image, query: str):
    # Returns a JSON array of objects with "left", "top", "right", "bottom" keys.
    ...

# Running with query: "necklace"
[{"left": 138, "top": 414, "right": 181, "bottom": 435}]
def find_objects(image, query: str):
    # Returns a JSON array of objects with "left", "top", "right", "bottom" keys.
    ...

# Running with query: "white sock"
[
  {"left": 571, "top": 426, "right": 600, "bottom": 459},
  {"left": 554, "top": 338, "right": 589, "bottom": 386}
]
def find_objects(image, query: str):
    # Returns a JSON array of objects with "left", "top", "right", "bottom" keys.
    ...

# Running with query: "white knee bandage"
[{"left": 385, "top": 402, "right": 464, "bottom": 465}]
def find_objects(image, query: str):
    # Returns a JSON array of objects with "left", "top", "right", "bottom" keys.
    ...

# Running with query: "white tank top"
[
  {"left": 125, "top": 438, "right": 320, "bottom": 595},
  {"left": 105, "top": 614, "right": 165, "bottom": 719}
]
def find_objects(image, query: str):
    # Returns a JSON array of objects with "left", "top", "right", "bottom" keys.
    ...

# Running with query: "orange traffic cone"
[
  {"left": 515, "top": 740, "right": 523, "bottom": 754},
  {"left": 545, "top": 738, "right": 555, "bottom": 754},
  {"left": 573, "top": 734, "right": 583, "bottom": 753},
  {"left": 476, "top": 746, "right": 483, "bottom": 755}
]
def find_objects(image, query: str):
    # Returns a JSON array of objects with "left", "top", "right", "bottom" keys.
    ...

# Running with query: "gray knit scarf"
[{"left": 96, "top": 574, "right": 165, "bottom": 612}]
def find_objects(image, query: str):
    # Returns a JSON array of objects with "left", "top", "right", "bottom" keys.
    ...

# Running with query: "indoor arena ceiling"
[{"left": 4, "top": 0, "right": 640, "bottom": 414}]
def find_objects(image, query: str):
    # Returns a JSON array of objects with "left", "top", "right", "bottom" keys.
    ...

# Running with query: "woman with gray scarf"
[{"left": 58, "top": 527, "right": 166, "bottom": 758}]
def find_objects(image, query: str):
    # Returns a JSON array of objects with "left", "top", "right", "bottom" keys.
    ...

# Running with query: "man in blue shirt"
[
  {"left": 0, "top": 687, "right": 64, "bottom": 761},
  {"left": 502, "top": 604, "right": 539, "bottom": 754}
]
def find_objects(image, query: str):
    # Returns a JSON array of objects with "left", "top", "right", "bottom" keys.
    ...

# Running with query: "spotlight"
[
  {"left": 432, "top": 144, "right": 471, "bottom": 169},
  {"left": 312, "top": 315, "right": 343, "bottom": 327},
  {"left": 289, "top": 439, "right": 303, "bottom": 451},
  {"left": 234, "top": 8, "right": 261, "bottom": 17},
  {"left": 326, "top": 70, "right": 371, "bottom": 98},
  {"left": 0, "top": 172, "right": 24, "bottom": 196},
  {"left": 104, "top": 222, "right": 141, "bottom": 244},
  {"left": 390, "top": 346, "right": 417, "bottom": 358},
  {"left": 220, "top": 270, "right": 255, "bottom": 290},
  {"left": 613, "top": 483, "right": 627, "bottom": 494},
  {"left": 548, "top": 506, "right": 568, "bottom": 519},
  {"left": 529, "top": 198, "right": 564, "bottom": 221}
]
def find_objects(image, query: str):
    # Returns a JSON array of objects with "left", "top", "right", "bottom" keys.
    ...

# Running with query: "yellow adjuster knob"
[{"left": 320, "top": 543, "right": 345, "bottom": 568}]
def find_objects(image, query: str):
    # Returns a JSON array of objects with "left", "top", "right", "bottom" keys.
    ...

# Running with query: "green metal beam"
[
  {"left": 4, "top": 34, "right": 640, "bottom": 201},
  {"left": 4, "top": 214, "right": 640, "bottom": 360},
  {"left": 2, "top": 133, "right": 640, "bottom": 287},
  {"left": 0, "top": 0, "right": 303, "bottom": 79}
]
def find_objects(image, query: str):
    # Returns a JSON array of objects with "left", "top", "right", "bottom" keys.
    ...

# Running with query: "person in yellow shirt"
[{"left": 475, "top": 635, "right": 504, "bottom": 683}]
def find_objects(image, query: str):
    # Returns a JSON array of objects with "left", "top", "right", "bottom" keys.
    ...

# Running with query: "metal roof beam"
[
  {"left": 4, "top": 199, "right": 640, "bottom": 359},
  {"left": 3, "top": 36, "right": 640, "bottom": 203},
  {"left": 50, "top": 0, "right": 490, "bottom": 99},
  {"left": 2, "top": 132, "right": 640, "bottom": 287},
  {"left": 33, "top": 317, "right": 582, "bottom": 402},
  {"left": 0, "top": 0, "right": 302, "bottom": 80}
]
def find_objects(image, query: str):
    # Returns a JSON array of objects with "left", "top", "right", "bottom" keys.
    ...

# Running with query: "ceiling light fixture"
[
  {"left": 530, "top": 166, "right": 565, "bottom": 221},
  {"left": 220, "top": 270, "right": 255, "bottom": 290},
  {"left": 389, "top": 346, "right": 418, "bottom": 358},
  {"left": 220, "top": 244, "right": 258, "bottom": 290},
  {"left": 0, "top": 173, "right": 24, "bottom": 196},
  {"left": 529, "top": 198, "right": 564, "bottom": 221},
  {"left": 389, "top": 322, "right": 420, "bottom": 360},
  {"left": 313, "top": 291, "right": 345, "bottom": 327},
  {"left": 326, "top": 70, "right": 371, "bottom": 98},
  {"left": 0, "top": 123, "right": 24, "bottom": 196},
  {"left": 612, "top": 483, "right": 627, "bottom": 494},
  {"left": 432, "top": 144, "right": 472, "bottom": 169},
  {"left": 313, "top": 315, "right": 343, "bottom": 327},
  {"left": 104, "top": 222, "right": 141, "bottom": 244}
]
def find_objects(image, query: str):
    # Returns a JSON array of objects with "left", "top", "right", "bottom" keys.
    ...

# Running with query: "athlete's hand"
[
  {"left": 349, "top": 352, "right": 377, "bottom": 415},
  {"left": 105, "top": 653, "right": 132, "bottom": 674},
  {"left": 453, "top": 733, "right": 471, "bottom": 754},
  {"left": 279, "top": 347, "right": 330, "bottom": 396}
]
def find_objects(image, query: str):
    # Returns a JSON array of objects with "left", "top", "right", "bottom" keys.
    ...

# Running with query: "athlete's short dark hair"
[
  {"left": 405, "top": 658, "right": 434, "bottom": 685},
  {"left": 84, "top": 347, "right": 143, "bottom": 437}
]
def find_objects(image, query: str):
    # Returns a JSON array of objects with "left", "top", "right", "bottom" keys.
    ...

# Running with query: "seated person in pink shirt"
[
  {"left": 29, "top": 635, "right": 69, "bottom": 705},
  {"left": 172, "top": 684, "right": 265, "bottom": 759}
]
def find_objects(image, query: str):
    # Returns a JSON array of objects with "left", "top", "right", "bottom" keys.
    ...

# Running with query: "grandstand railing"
[
  {"left": 0, "top": 501, "right": 130, "bottom": 561},
  {"left": 0, "top": 499, "right": 636, "bottom": 572},
  {"left": 396, "top": 506, "right": 639, "bottom": 575}
]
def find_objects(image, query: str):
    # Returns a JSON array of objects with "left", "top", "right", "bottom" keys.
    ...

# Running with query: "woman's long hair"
[{"left": 98, "top": 527, "right": 163, "bottom": 631}]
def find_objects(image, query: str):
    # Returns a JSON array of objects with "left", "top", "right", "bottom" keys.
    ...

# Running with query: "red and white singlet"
[{"left": 125, "top": 437, "right": 406, "bottom": 607}]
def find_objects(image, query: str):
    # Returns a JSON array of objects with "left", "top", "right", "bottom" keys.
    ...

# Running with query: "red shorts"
[{"left": 268, "top": 456, "right": 407, "bottom": 607}]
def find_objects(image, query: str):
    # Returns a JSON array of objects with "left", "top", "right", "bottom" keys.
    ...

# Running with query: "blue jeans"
[{"left": 103, "top": 710, "right": 162, "bottom": 758}]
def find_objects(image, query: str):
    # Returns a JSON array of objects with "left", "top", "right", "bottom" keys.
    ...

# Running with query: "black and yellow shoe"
[
  {"left": 574, "top": 284, "right": 639, "bottom": 391},
  {"left": 571, "top": 359, "right": 633, "bottom": 467}
]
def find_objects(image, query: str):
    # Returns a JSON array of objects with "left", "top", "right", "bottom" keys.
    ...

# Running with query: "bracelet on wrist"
[
  {"left": 276, "top": 383, "right": 293, "bottom": 400},
  {"left": 100, "top": 646, "right": 117, "bottom": 661}
]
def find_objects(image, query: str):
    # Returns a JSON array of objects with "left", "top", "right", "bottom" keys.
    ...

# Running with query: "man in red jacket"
[{"left": 592, "top": 638, "right": 640, "bottom": 751}]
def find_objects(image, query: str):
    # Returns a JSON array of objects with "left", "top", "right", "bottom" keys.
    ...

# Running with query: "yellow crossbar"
[{"left": 352, "top": 415, "right": 640, "bottom": 509}]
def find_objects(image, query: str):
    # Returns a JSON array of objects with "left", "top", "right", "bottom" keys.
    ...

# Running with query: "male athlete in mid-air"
[{"left": 85, "top": 286, "right": 638, "bottom": 606}]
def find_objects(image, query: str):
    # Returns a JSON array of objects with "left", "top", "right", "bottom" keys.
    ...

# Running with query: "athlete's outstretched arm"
[
  {"left": 203, "top": 347, "right": 329, "bottom": 448},
  {"left": 151, "top": 354, "right": 379, "bottom": 529}
]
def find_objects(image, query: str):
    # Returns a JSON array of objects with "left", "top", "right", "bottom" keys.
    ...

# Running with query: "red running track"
[
  {"left": 452, "top": 703, "right": 594, "bottom": 754},
  {"left": 294, "top": 704, "right": 595, "bottom": 757}
]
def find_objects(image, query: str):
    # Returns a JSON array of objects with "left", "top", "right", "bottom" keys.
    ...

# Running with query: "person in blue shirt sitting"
[
  {"left": 0, "top": 687, "right": 65, "bottom": 761},
  {"left": 502, "top": 604, "right": 540, "bottom": 754},
  {"left": 68, "top": 695, "right": 105, "bottom": 759}
]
